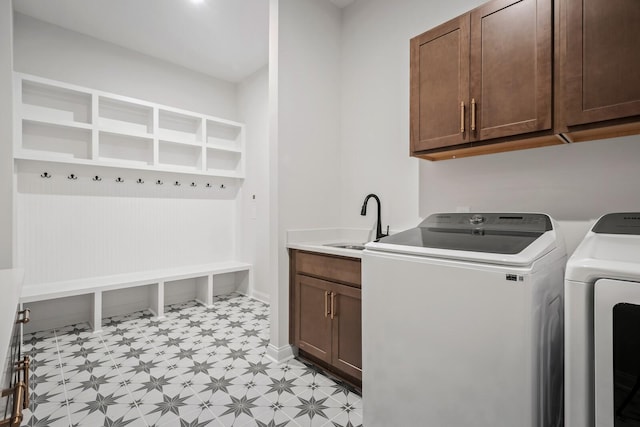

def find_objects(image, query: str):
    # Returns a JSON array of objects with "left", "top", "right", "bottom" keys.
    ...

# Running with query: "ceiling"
[
  {"left": 13, "top": 0, "right": 270, "bottom": 83},
  {"left": 13, "top": 0, "right": 356, "bottom": 84}
]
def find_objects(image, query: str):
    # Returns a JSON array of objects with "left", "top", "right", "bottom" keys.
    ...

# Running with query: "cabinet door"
[
  {"left": 470, "top": 0, "right": 552, "bottom": 141},
  {"left": 410, "top": 15, "right": 470, "bottom": 152},
  {"left": 331, "top": 285, "right": 362, "bottom": 381},
  {"left": 294, "top": 274, "right": 333, "bottom": 364},
  {"left": 565, "top": 0, "right": 640, "bottom": 126}
]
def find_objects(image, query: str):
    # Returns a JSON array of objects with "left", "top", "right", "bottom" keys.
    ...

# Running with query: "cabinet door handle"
[
  {"left": 330, "top": 292, "right": 336, "bottom": 320},
  {"left": 324, "top": 291, "right": 330, "bottom": 318},
  {"left": 16, "top": 309, "right": 30, "bottom": 324},
  {"left": 460, "top": 101, "right": 465, "bottom": 133},
  {"left": 471, "top": 98, "right": 477, "bottom": 131}
]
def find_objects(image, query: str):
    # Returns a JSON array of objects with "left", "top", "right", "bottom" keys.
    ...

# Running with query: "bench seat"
[{"left": 20, "top": 261, "right": 252, "bottom": 332}]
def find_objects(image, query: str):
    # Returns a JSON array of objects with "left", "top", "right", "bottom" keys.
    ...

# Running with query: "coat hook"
[
  {"left": 41, "top": 172, "right": 52, "bottom": 179},
  {"left": 68, "top": 174, "right": 78, "bottom": 180},
  {"left": 174, "top": 181, "right": 181, "bottom": 186},
  {"left": 190, "top": 182, "right": 197, "bottom": 187},
  {"left": 115, "top": 177, "right": 124, "bottom": 183},
  {"left": 220, "top": 184, "right": 226, "bottom": 189},
  {"left": 136, "top": 178, "right": 144, "bottom": 184},
  {"left": 92, "top": 175, "right": 102, "bottom": 182},
  {"left": 156, "top": 179, "right": 163, "bottom": 185},
  {"left": 206, "top": 183, "right": 212, "bottom": 188}
]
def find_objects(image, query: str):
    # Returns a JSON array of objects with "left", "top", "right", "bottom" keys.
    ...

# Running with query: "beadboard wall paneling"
[{"left": 16, "top": 168, "right": 237, "bottom": 285}]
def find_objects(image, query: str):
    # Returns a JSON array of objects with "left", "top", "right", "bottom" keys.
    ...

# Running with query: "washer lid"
[
  {"left": 366, "top": 213, "right": 560, "bottom": 266},
  {"left": 566, "top": 213, "right": 640, "bottom": 283}
]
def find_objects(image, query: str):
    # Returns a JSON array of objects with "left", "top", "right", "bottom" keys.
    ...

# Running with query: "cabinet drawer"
[{"left": 295, "top": 251, "right": 361, "bottom": 287}]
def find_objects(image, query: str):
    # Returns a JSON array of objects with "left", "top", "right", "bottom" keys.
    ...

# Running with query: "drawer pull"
[
  {"left": 0, "top": 382, "right": 25, "bottom": 427},
  {"left": 16, "top": 308, "right": 30, "bottom": 324}
]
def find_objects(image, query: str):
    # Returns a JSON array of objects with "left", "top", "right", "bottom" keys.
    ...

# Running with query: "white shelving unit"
[{"left": 13, "top": 73, "right": 246, "bottom": 179}]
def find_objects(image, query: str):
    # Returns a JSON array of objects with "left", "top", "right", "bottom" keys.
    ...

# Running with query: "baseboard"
[
  {"left": 249, "top": 289, "right": 270, "bottom": 304},
  {"left": 265, "top": 343, "right": 294, "bottom": 364}
]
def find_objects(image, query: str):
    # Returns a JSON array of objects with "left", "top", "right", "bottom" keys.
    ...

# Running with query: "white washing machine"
[
  {"left": 565, "top": 213, "right": 640, "bottom": 427},
  {"left": 362, "top": 213, "right": 566, "bottom": 427}
]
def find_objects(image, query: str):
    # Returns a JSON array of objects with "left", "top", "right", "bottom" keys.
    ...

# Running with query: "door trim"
[{"left": 594, "top": 278, "right": 640, "bottom": 427}]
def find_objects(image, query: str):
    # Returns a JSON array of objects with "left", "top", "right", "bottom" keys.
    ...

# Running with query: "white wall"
[
  {"left": 339, "top": 0, "right": 640, "bottom": 254},
  {"left": 237, "top": 66, "right": 270, "bottom": 302},
  {"left": 0, "top": 0, "right": 13, "bottom": 269},
  {"left": 268, "top": 0, "right": 342, "bottom": 355},
  {"left": 339, "top": 0, "right": 485, "bottom": 235},
  {"left": 419, "top": 137, "right": 640, "bottom": 253},
  {"left": 13, "top": 13, "right": 237, "bottom": 119},
  {"left": 12, "top": 15, "right": 243, "bottom": 284}
]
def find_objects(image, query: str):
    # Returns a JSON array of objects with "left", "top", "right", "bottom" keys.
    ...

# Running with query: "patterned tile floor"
[{"left": 22, "top": 293, "right": 363, "bottom": 427}]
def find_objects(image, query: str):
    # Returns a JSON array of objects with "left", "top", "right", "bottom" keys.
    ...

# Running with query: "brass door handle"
[
  {"left": 0, "top": 382, "right": 25, "bottom": 427},
  {"left": 16, "top": 308, "right": 30, "bottom": 324},
  {"left": 330, "top": 292, "right": 336, "bottom": 320},
  {"left": 460, "top": 101, "right": 465, "bottom": 133},
  {"left": 471, "top": 98, "right": 476, "bottom": 131},
  {"left": 324, "top": 291, "right": 329, "bottom": 318}
]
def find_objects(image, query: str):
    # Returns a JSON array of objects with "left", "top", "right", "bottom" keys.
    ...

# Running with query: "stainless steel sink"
[{"left": 323, "top": 243, "right": 366, "bottom": 251}]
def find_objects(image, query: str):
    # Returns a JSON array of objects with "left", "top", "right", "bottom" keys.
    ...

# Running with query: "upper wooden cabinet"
[
  {"left": 410, "top": 15, "right": 470, "bottom": 152},
  {"left": 410, "top": 0, "right": 553, "bottom": 157},
  {"left": 470, "top": 0, "right": 552, "bottom": 141},
  {"left": 412, "top": 0, "right": 640, "bottom": 159},
  {"left": 564, "top": 0, "right": 640, "bottom": 127}
]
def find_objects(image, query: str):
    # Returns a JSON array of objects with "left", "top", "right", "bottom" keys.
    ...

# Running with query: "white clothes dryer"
[{"left": 566, "top": 213, "right": 640, "bottom": 427}]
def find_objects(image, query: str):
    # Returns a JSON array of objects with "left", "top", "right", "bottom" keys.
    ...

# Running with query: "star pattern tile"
[{"left": 20, "top": 293, "right": 362, "bottom": 426}]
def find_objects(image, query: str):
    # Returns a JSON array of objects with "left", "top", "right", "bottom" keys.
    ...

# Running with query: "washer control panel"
[
  {"left": 422, "top": 213, "right": 552, "bottom": 233},
  {"left": 593, "top": 212, "right": 640, "bottom": 235}
]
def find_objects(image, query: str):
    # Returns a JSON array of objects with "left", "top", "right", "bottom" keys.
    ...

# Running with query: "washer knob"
[{"left": 470, "top": 214, "right": 485, "bottom": 225}]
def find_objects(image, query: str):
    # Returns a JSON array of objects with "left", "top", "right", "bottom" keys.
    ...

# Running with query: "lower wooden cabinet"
[
  {"left": 294, "top": 275, "right": 333, "bottom": 363},
  {"left": 290, "top": 250, "right": 362, "bottom": 385},
  {"left": 330, "top": 283, "right": 362, "bottom": 380}
]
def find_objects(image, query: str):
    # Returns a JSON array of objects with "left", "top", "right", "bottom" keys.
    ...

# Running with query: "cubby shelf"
[{"left": 14, "top": 73, "right": 246, "bottom": 179}]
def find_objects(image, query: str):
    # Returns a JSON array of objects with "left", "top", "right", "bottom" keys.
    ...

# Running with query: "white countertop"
[
  {"left": 0, "top": 268, "right": 24, "bottom": 389},
  {"left": 286, "top": 228, "right": 375, "bottom": 259},
  {"left": 287, "top": 241, "right": 365, "bottom": 259}
]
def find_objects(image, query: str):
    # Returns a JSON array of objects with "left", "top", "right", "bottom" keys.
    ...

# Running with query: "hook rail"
[{"left": 38, "top": 171, "right": 230, "bottom": 190}]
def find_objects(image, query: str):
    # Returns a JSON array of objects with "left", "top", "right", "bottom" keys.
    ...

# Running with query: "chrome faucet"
[{"left": 361, "top": 193, "right": 389, "bottom": 241}]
